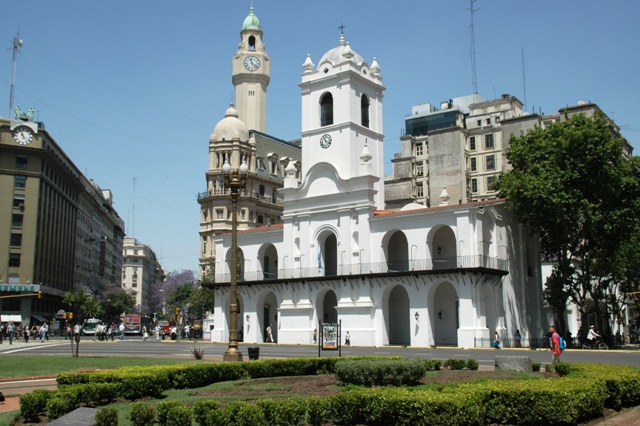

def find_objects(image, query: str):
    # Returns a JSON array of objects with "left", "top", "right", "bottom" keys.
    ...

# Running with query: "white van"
[{"left": 82, "top": 318, "right": 102, "bottom": 335}]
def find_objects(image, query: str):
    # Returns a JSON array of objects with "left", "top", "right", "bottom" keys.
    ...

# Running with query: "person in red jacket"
[{"left": 549, "top": 325, "right": 562, "bottom": 363}]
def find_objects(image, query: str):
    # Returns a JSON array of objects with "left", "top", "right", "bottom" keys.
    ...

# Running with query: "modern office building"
[
  {"left": 122, "top": 237, "right": 165, "bottom": 312},
  {"left": 0, "top": 114, "right": 124, "bottom": 326}
]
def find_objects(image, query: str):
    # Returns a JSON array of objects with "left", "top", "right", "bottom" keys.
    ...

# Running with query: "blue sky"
[{"left": 1, "top": 1, "right": 638, "bottom": 273}]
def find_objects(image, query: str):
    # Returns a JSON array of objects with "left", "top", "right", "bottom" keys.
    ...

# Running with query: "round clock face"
[
  {"left": 14, "top": 127, "right": 33, "bottom": 145},
  {"left": 320, "top": 134, "right": 332, "bottom": 149},
  {"left": 244, "top": 56, "right": 260, "bottom": 71}
]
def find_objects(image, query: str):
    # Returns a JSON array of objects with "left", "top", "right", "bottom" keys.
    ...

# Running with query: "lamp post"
[{"left": 222, "top": 156, "right": 249, "bottom": 362}]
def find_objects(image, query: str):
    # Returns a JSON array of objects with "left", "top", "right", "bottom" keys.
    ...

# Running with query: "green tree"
[
  {"left": 62, "top": 287, "right": 104, "bottom": 357},
  {"left": 100, "top": 284, "right": 136, "bottom": 324},
  {"left": 189, "top": 285, "right": 216, "bottom": 318},
  {"left": 495, "top": 111, "right": 629, "bottom": 336}
]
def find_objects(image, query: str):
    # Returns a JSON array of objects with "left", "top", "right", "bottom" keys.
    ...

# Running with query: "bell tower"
[{"left": 232, "top": 4, "right": 270, "bottom": 133}]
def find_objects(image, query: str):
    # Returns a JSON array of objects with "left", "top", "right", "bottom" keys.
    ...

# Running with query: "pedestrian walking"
[
  {"left": 23, "top": 324, "right": 30, "bottom": 343},
  {"left": 142, "top": 325, "right": 148, "bottom": 342},
  {"left": 550, "top": 325, "right": 562, "bottom": 363},
  {"left": 493, "top": 331, "right": 500, "bottom": 349},
  {"left": 40, "top": 322, "right": 48, "bottom": 343},
  {"left": 7, "top": 321, "right": 15, "bottom": 345},
  {"left": 313, "top": 328, "right": 317, "bottom": 344},
  {"left": 118, "top": 323, "right": 125, "bottom": 340},
  {"left": 345, "top": 331, "right": 351, "bottom": 347},
  {"left": 266, "top": 324, "right": 273, "bottom": 342},
  {"left": 514, "top": 329, "right": 521, "bottom": 348}
]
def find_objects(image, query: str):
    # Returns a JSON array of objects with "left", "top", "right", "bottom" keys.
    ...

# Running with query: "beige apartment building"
[
  {"left": 0, "top": 115, "right": 124, "bottom": 326},
  {"left": 385, "top": 96, "right": 629, "bottom": 209},
  {"left": 122, "top": 237, "right": 165, "bottom": 312}
]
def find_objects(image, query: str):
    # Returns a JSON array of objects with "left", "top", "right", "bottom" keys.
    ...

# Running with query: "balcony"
[
  {"left": 197, "top": 190, "right": 281, "bottom": 206},
  {"left": 212, "top": 255, "right": 508, "bottom": 284}
]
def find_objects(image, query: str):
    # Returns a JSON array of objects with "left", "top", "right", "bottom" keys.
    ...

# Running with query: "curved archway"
[
  {"left": 386, "top": 231, "right": 409, "bottom": 272},
  {"left": 432, "top": 282, "right": 458, "bottom": 346},
  {"left": 222, "top": 293, "right": 244, "bottom": 343},
  {"left": 316, "top": 228, "right": 338, "bottom": 276},
  {"left": 429, "top": 226, "right": 456, "bottom": 270},
  {"left": 320, "top": 92, "right": 334, "bottom": 126},
  {"left": 258, "top": 243, "right": 278, "bottom": 280},
  {"left": 256, "top": 291, "right": 279, "bottom": 342},
  {"left": 385, "top": 285, "right": 410, "bottom": 345},
  {"left": 316, "top": 290, "right": 338, "bottom": 324},
  {"left": 225, "top": 248, "right": 246, "bottom": 281},
  {"left": 361, "top": 94, "right": 370, "bottom": 128}
]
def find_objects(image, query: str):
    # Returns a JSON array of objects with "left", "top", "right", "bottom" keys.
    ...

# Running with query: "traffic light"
[{"left": 64, "top": 312, "right": 74, "bottom": 319}]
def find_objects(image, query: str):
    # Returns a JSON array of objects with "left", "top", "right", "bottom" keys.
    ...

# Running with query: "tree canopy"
[{"left": 495, "top": 111, "right": 638, "bottom": 336}]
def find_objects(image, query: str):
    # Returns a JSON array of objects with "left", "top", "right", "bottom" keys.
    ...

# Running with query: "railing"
[
  {"left": 214, "top": 255, "right": 508, "bottom": 284},
  {"left": 474, "top": 336, "right": 581, "bottom": 349},
  {"left": 196, "top": 190, "right": 281, "bottom": 206}
]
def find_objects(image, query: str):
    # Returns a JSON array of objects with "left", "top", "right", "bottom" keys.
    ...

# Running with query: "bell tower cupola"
[{"left": 232, "top": 3, "right": 270, "bottom": 133}]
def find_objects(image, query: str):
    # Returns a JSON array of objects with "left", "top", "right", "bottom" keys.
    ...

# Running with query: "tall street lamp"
[{"left": 222, "top": 156, "right": 248, "bottom": 361}]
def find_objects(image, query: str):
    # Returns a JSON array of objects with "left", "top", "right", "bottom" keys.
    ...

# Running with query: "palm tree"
[{"left": 63, "top": 287, "right": 103, "bottom": 357}]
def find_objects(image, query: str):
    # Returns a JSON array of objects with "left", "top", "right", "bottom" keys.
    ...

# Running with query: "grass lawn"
[{"left": 0, "top": 356, "right": 208, "bottom": 379}]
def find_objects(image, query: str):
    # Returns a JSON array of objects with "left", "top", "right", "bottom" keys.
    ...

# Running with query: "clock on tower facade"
[{"left": 232, "top": 5, "right": 270, "bottom": 133}]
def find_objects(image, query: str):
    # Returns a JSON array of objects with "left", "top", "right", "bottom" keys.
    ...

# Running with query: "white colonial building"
[{"left": 208, "top": 33, "right": 543, "bottom": 349}]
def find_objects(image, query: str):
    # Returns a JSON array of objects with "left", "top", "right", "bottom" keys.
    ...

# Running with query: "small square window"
[
  {"left": 11, "top": 233, "right": 22, "bottom": 247},
  {"left": 415, "top": 144, "right": 423, "bottom": 156},
  {"left": 9, "top": 253, "right": 21, "bottom": 267},
  {"left": 486, "top": 118, "right": 491, "bottom": 125},
  {"left": 12, "top": 214, "right": 23, "bottom": 227},
  {"left": 216, "top": 209, "right": 224, "bottom": 219},
  {"left": 470, "top": 158, "right": 477, "bottom": 171},
  {"left": 13, "top": 195, "right": 25, "bottom": 208},
  {"left": 469, "top": 137, "right": 476, "bottom": 151},
  {"left": 486, "top": 155, "right": 495, "bottom": 170},
  {"left": 16, "top": 156, "right": 28, "bottom": 169},
  {"left": 416, "top": 164, "right": 423, "bottom": 176},
  {"left": 487, "top": 176, "right": 496, "bottom": 190},
  {"left": 476, "top": 120, "right": 482, "bottom": 127},
  {"left": 485, "top": 134, "right": 494, "bottom": 149},
  {"left": 495, "top": 116, "right": 500, "bottom": 123},
  {"left": 14, "top": 175, "right": 26, "bottom": 188}
]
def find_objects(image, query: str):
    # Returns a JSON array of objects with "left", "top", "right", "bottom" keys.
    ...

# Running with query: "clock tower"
[{"left": 232, "top": 4, "right": 270, "bottom": 133}]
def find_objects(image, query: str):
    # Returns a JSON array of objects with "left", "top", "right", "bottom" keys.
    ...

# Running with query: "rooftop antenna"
[
  {"left": 9, "top": 30, "right": 23, "bottom": 119},
  {"left": 132, "top": 177, "right": 137, "bottom": 237},
  {"left": 521, "top": 47, "right": 527, "bottom": 112},
  {"left": 468, "top": 0, "right": 479, "bottom": 101}
]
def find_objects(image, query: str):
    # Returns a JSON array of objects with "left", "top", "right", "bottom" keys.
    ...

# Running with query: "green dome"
[{"left": 242, "top": 5, "right": 261, "bottom": 31}]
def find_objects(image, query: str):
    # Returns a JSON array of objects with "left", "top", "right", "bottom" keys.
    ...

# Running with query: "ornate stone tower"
[{"left": 232, "top": 4, "right": 270, "bottom": 133}]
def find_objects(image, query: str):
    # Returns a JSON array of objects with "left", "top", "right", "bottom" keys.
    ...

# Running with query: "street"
[{"left": 0, "top": 337, "right": 637, "bottom": 368}]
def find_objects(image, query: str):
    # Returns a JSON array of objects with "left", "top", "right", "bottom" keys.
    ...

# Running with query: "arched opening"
[
  {"left": 223, "top": 294, "right": 244, "bottom": 343},
  {"left": 318, "top": 290, "right": 338, "bottom": 324},
  {"left": 320, "top": 93, "right": 333, "bottom": 126},
  {"left": 262, "top": 244, "right": 278, "bottom": 280},
  {"left": 225, "top": 248, "right": 245, "bottom": 282},
  {"left": 248, "top": 35, "right": 256, "bottom": 51},
  {"left": 433, "top": 282, "right": 458, "bottom": 346},
  {"left": 324, "top": 234, "right": 338, "bottom": 276},
  {"left": 387, "top": 285, "right": 410, "bottom": 345},
  {"left": 361, "top": 94, "right": 370, "bottom": 128},
  {"left": 431, "top": 226, "right": 456, "bottom": 270},
  {"left": 387, "top": 231, "right": 409, "bottom": 272},
  {"left": 260, "top": 292, "right": 278, "bottom": 342}
]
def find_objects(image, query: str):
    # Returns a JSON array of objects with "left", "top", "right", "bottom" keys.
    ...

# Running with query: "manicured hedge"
[
  {"left": 335, "top": 358, "right": 427, "bottom": 386},
  {"left": 19, "top": 359, "right": 640, "bottom": 425}
]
